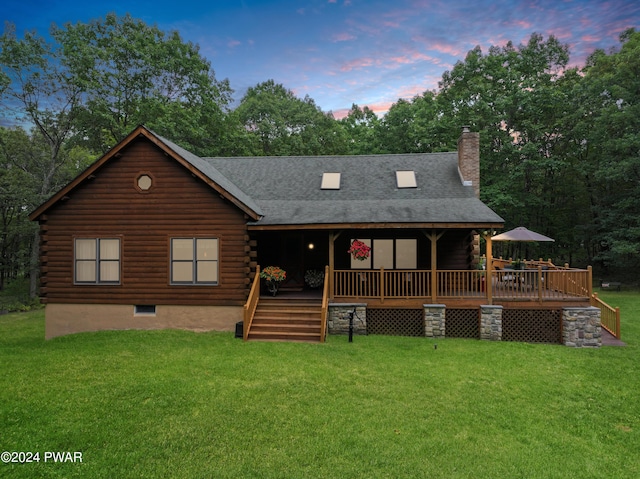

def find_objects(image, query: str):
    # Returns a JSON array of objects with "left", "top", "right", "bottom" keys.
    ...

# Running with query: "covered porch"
[{"left": 249, "top": 228, "right": 592, "bottom": 307}]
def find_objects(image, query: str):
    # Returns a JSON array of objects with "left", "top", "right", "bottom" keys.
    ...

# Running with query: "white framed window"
[
  {"left": 75, "top": 238, "right": 121, "bottom": 284},
  {"left": 171, "top": 238, "right": 219, "bottom": 285}
]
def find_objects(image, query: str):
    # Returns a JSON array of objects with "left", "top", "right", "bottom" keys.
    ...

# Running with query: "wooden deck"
[{"left": 244, "top": 264, "right": 597, "bottom": 342}]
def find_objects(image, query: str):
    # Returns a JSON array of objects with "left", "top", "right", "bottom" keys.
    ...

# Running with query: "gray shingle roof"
[
  {"left": 204, "top": 153, "right": 504, "bottom": 226},
  {"left": 154, "top": 133, "right": 263, "bottom": 217}
]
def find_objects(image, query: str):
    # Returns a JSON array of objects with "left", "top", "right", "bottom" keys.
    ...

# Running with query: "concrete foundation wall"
[{"left": 45, "top": 303, "right": 243, "bottom": 339}]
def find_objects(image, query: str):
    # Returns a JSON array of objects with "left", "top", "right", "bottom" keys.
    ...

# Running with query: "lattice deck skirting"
[
  {"left": 446, "top": 309, "right": 480, "bottom": 339},
  {"left": 502, "top": 309, "right": 562, "bottom": 344},
  {"left": 367, "top": 308, "right": 423, "bottom": 337}
]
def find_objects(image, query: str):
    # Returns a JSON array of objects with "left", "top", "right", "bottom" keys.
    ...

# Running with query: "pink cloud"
[
  {"left": 332, "top": 32, "right": 356, "bottom": 42},
  {"left": 331, "top": 108, "right": 351, "bottom": 120},
  {"left": 366, "top": 100, "right": 395, "bottom": 116},
  {"left": 581, "top": 34, "right": 600, "bottom": 42},
  {"left": 331, "top": 100, "right": 393, "bottom": 119},
  {"left": 339, "top": 57, "right": 380, "bottom": 72},
  {"left": 227, "top": 39, "right": 241, "bottom": 48},
  {"left": 389, "top": 50, "right": 438, "bottom": 66},
  {"left": 412, "top": 35, "right": 464, "bottom": 57},
  {"left": 505, "top": 19, "right": 532, "bottom": 29}
]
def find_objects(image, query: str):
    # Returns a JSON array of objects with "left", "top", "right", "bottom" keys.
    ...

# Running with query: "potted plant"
[
  {"left": 348, "top": 239, "right": 371, "bottom": 261},
  {"left": 260, "top": 266, "right": 286, "bottom": 296},
  {"left": 304, "top": 269, "right": 325, "bottom": 289}
]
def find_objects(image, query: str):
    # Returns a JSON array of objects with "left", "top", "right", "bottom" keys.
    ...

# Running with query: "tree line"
[{"left": 1, "top": 14, "right": 639, "bottom": 296}]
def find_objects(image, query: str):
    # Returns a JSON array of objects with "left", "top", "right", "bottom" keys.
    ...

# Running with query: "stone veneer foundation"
[
  {"left": 562, "top": 307, "right": 602, "bottom": 347},
  {"left": 327, "top": 303, "right": 367, "bottom": 335}
]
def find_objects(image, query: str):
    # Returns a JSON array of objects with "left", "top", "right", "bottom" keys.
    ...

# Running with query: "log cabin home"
[{"left": 30, "top": 125, "right": 599, "bottom": 345}]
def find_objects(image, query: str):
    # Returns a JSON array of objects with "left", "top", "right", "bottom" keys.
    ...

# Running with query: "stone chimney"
[{"left": 457, "top": 126, "right": 480, "bottom": 198}]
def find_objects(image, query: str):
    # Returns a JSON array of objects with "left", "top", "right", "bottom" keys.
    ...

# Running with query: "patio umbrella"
[
  {"left": 490, "top": 227, "right": 554, "bottom": 263},
  {"left": 491, "top": 227, "right": 555, "bottom": 242}
]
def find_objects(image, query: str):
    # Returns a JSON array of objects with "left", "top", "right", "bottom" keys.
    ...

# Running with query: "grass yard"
[{"left": 1, "top": 291, "right": 639, "bottom": 478}]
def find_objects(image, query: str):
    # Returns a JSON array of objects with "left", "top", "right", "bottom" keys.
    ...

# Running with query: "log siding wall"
[{"left": 38, "top": 139, "right": 249, "bottom": 306}]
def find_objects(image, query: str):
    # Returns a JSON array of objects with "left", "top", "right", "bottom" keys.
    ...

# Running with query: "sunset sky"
[{"left": 2, "top": 0, "right": 639, "bottom": 117}]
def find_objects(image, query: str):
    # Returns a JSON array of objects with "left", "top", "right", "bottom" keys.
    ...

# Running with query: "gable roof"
[
  {"left": 30, "top": 125, "right": 503, "bottom": 229},
  {"left": 29, "top": 125, "right": 262, "bottom": 221},
  {"left": 205, "top": 153, "right": 504, "bottom": 228}
]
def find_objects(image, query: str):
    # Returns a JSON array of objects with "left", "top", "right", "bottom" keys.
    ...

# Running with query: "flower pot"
[{"left": 265, "top": 279, "right": 280, "bottom": 296}]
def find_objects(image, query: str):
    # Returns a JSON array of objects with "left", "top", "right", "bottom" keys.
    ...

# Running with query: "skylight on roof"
[
  {"left": 396, "top": 170, "right": 417, "bottom": 188},
  {"left": 321, "top": 172, "right": 341, "bottom": 189}
]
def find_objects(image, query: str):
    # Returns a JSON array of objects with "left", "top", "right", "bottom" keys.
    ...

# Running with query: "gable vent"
[
  {"left": 396, "top": 170, "right": 417, "bottom": 188},
  {"left": 321, "top": 172, "right": 341, "bottom": 190}
]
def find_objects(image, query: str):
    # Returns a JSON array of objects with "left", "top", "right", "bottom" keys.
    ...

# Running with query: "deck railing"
[
  {"left": 243, "top": 265, "right": 261, "bottom": 341},
  {"left": 333, "top": 266, "right": 592, "bottom": 303},
  {"left": 492, "top": 268, "right": 592, "bottom": 301},
  {"left": 333, "top": 268, "right": 431, "bottom": 301},
  {"left": 591, "top": 292, "right": 621, "bottom": 339}
]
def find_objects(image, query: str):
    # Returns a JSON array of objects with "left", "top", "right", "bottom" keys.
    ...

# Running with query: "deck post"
[
  {"left": 485, "top": 234, "right": 493, "bottom": 304},
  {"left": 430, "top": 232, "right": 437, "bottom": 303},
  {"left": 538, "top": 265, "right": 543, "bottom": 303},
  {"left": 329, "top": 232, "right": 341, "bottom": 300}
]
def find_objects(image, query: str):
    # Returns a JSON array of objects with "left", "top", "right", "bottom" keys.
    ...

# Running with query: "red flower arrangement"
[
  {"left": 260, "top": 266, "right": 287, "bottom": 282},
  {"left": 348, "top": 239, "right": 371, "bottom": 261}
]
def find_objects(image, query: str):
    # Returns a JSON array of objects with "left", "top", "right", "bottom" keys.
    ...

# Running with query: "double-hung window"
[
  {"left": 171, "top": 238, "right": 219, "bottom": 285},
  {"left": 75, "top": 238, "right": 121, "bottom": 284}
]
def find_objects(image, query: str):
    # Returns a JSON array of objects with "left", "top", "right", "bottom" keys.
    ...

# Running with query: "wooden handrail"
[
  {"left": 320, "top": 265, "right": 330, "bottom": 343},
  {"left": 243, "top": 265, "right": 261, "bottom": 341},
  {"left": 591, "top": 292, "right": 621, "bottom": 339}
]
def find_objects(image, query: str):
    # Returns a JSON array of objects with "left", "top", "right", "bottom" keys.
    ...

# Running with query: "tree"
[
  {"left": 340, "top": 104, "right": 381, "bottom": 154},
  {"left": 572, "top": 29, "right": 640, "bottom": 272},
  {"left": 378, "top": 91, "right": 452, "bottom": 153},
  {"left": 436, "top": 34, "right": 583, "bottom": 262},
  {"left": 52, "top": 13, "right": 232, "bottom": 155},
  {"left": 0, "top": 128, "right": 35, "bottom": 289},
  {"left": 233, "top": 80, "right": 348, "bottom": 156},
  {"left": 0, "top": 23, "right": 84, "bottom": 296}
]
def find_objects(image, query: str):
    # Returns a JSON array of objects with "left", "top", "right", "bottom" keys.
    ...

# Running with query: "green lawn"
[{"left": 1, "top": 291, "right": 639, "bottom": 478}]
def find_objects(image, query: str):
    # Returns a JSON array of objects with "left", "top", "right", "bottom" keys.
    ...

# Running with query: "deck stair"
[{"left": 247, "top": 297, "right": 323, "bottom": 342}]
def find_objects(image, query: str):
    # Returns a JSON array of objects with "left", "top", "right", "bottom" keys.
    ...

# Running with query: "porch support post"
[
  {"left": 485, "top": 233, "right": 493, "bottom": 305},
  {"left": 425, "top": 230, "right": 443, "bottom": 303},
  {"left": 329, "top": 232, "right": 341, "bottom": 300}
]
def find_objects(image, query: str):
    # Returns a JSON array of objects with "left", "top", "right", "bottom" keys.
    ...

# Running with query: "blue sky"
[{"left": 2, "top": 0, "right": 639, "bottom": 117}]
